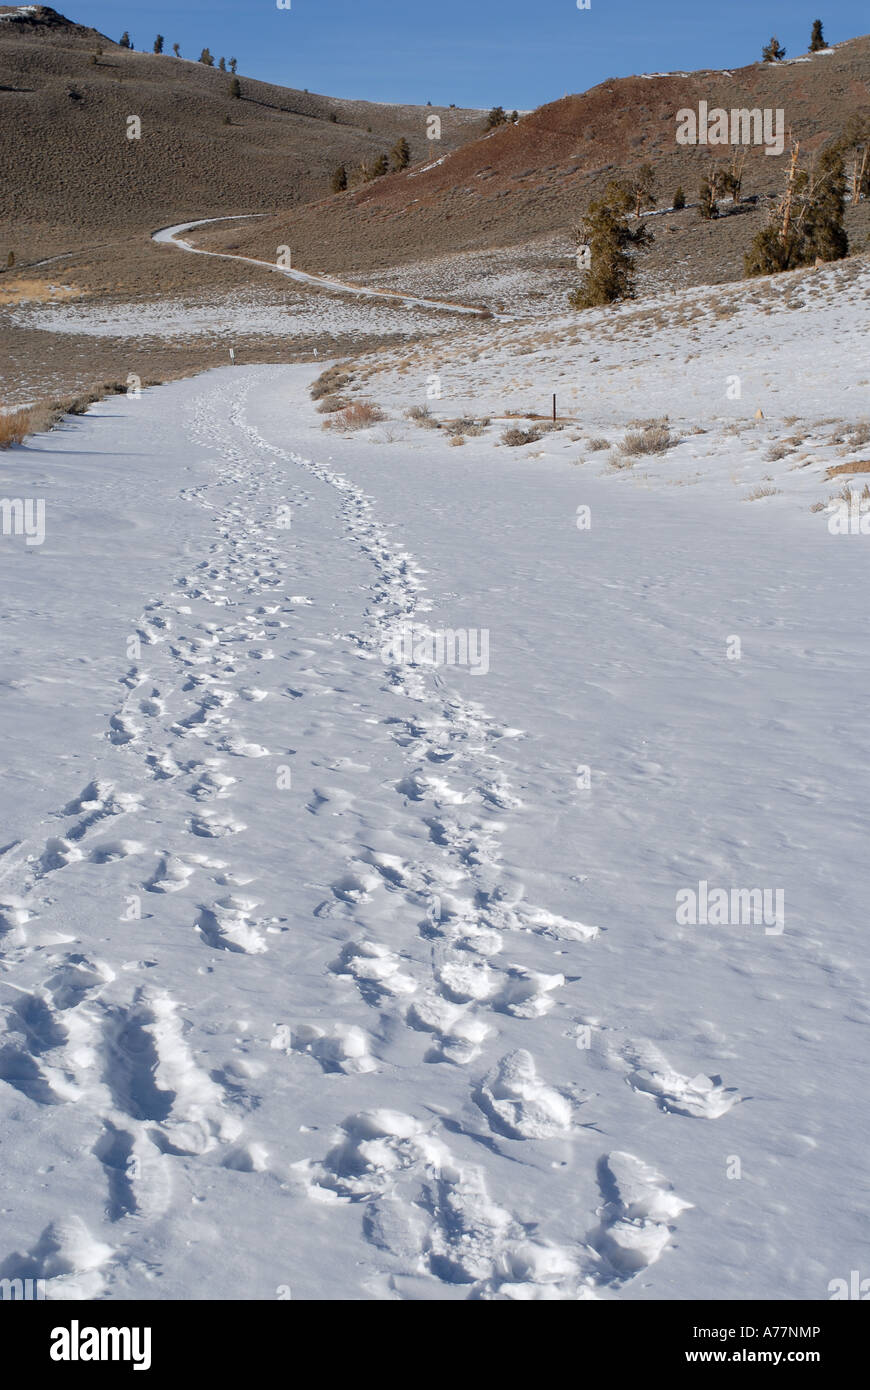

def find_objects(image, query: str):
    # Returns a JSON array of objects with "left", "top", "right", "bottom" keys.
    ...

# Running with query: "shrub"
[
  {"left": 586, "top": 436, "right": 609, "bottom": 451},
  {"left": 449, "top": 435, "right": 466, "bottom": 446},
  {"left": 501, "top": 426, "right": 541, "bottom": 446},
  {"left": 620, "top": 424, "right": 674, "bottom": 455},
  {"left": 324, "top": 401, "right": 385, "bottom": 430},
  {"left": 311, "top": 367, "right": 351, "bottom": 399},
  {"left": 230, "top": 77, "right": 241, "bottom": 98},
  {"left": 316, "top": 394, "right": 349, "bottom": 414},
  {"left": 673, "top": 186, "right": 686, "bottom": 210}
]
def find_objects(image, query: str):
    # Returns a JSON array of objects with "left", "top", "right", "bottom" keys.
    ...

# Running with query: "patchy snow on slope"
[
  {"left": 0, "top": 256, "right": 868, "bottom": 1302},
  {"left": 8, "top": 289, "right": 452, "bottom": 340}
]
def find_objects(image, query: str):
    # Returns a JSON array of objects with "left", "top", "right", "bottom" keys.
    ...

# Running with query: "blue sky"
[{"left": 67, "top": 2, "right": 868, "bottom": 108}]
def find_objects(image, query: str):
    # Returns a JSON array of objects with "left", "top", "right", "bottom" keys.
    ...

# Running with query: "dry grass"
[
  {"left": 744, "top": 486, "right": 782, "bottom": 500},
  {"left": 766, "top": 442, "right": 792, "bottom": 461},
  {"left": 0, "top": 408, "right": 32, "bottom": 448},
  {"left": 826, "top": 460, "right": 870, "bottom": 479},
  {"left": 323, "top": 400, "right": 385, "bottom": 431}
]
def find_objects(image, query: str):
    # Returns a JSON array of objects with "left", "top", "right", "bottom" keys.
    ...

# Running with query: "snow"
[
  {"left": 1, "top": 256, "right": 869, "bottom": 1300},
  {"left": 153, "top": 218, "right": 489, "bottom": 317}
]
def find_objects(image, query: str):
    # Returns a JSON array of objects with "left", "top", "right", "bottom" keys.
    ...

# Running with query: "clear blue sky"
[{"left": 66, "top": 1, "right": 868, "bottom": 108}]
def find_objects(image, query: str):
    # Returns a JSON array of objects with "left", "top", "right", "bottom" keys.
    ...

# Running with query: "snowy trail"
[
  {"left": 1, "top": 364, "right": 868, "bottom": 1300},
  {"left": 152, "top": 218, "right": 491, "bottom": 318}
]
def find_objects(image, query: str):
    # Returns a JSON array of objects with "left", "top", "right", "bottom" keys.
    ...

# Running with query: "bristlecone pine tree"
[
  {"left": 698, "top": 179, "right": 719, "bottom": 219},
  {"left": 762, "top": 35, "right": 786, "bottom": 62},
  {"left": 809, "top": 20, "right": 826, "bottom": 52},
  {"left": 200, "top": 48, "right": 215, "bottom": 66},
  {"left": 331, "top": 165, "right": 348, "bottom": 193},
  {"left": 673, "top": 186, "right": 686, "bottom": 210},
  {"left": 390, "top": 137, "right": 411, "bottom": 171},
  {"left": 568, "top": 198, "right": 654, "bottom": 309},
  {"left": 627, "top": 164, "right": 657, "bottom": 217},
  {"left": 119, "top": 31, "right": 132, "bottom": 49},
  {"left": 229, "top": 58, "right": 237, "bottom": 74},
  {"left": 745, "top": 143, "right": 848, "bottom": 275},
  {"left": 837, "top": 116, "right": 870, "bottom": 203},
  {"left": 153, "top": 35, "right": 164, "bottom": 54}
]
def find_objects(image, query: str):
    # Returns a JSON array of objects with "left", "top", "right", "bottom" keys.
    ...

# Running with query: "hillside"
[
  {"left": 0, "top": 5, "right": 487, "bottom": 265},
  {"left": 202, "top": 35, "right": 870, "bottom": 277}
]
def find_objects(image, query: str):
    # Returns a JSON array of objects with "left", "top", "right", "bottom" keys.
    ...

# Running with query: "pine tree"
[
  {"left": 119, "top": 31, "right": 132, "bottom": 49},
  {"left": 200, "top": 48, "right": 215, "bottom": 67},
  {"left": 762, "top": 35, "right": 786, "bottom": 62},
  {"left": 230, "top": 77, "right": 241, "bottom": 99},
  {"left": 510, "top": 110, "right": 519, "bottom": 123},
  {"left": 173, "top": 43, "right": 181, "bottom": 57},
  {"left": 6, "top": 251, "right": 14, "bottom": 269},
  {"left": 745, "top": 142, "right": 848, "bottom": 275},
  {"left": 627, "top": 164, "right": 656, "bottom": 217},
  {"left": 809, "top": 20, "right": 826, "bottom": 52},
  {"left": 331, "top": 165, "right": 348, "bottom": 193},
  {"left": 698, "top": 179, "right": 719, "bottom": 220},
  {"left": 229, "top": 58, "right": 237, "bottom": 74},
  {"left": 370, "top": 153, "right": 389, "bottom": 179},
  {"left": 153, "top": 35, "right": 164, "bottom": 54},
  {"left": 390, "top": 136, "right": 411, "bottom": 171},
  {"left": 673, "top": 186, "right": 686, "bottom": 210},
  {"left": 568, "top": 197, "right": 654, "bottom": 309},
  {"left": 486, "top": 106, "right": 507, "bottom": 128},
  {"left": 219, "top": 57, "right": 226, "bottom": 71}
]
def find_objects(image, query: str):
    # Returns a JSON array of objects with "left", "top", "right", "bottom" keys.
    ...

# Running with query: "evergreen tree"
[
  {"left": 486, "top": 106, "right": 507, "bottom": 128},
  {"left": 809, "top": 20, "right": 826, "bottom": 52},
  {"left": 7, "top": 251, "right": 14, "bottom": 269},
  {"left": 219, "top": 57, "right": 226, "bottom": 71},
  {"left": 745, "top": 143, "right": 848, "bottom": 275},
  {"left": 331, "top": 165, "right": 348, "bottom": 193},
  {"left": 370, "top": 153, "right": 389, "bottom": 178},
  {"left": 510, "top": 110, "right": 519, "bottom": 123},
  {"left": 698, "top": 179, "right": 719, "bottom": 220},
  {"left": 119, "top": 31, "right": 132, "bottom": 49},
  {"left": 229, "top": 58, "right": 237, "bottom": 74},
  {"left": 762, "top": 35, "right": 786, "bottom": 62},
  {"left": 390, "top": 136, "right": 411, "bottom": 171},
  {"left": 230, "top": 77, "right": 241, "bottom": 99},
  {"left": 673, "top": 186, "right": 686, "bottom": 210},
  {"left": 200, "top": 48, "right": 215, "bottom": 66},
  {"left": 173, "top": 43, "right": 181, "bottom": 57},
  {"left": 568, "top": 197, "right": 654, "bottom": 309},
  {"left": 625, "top": 163, "right": 657, "bottom": 217},
  {"left": 153, "top": 35, "right": 164, "bottom": 54}
]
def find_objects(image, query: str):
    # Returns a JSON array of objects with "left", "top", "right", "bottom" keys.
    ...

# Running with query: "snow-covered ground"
[{"left": 1, "top": 259, "right": 869, "bottom": 1301}]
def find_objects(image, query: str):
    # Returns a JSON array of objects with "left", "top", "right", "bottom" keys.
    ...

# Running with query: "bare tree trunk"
[{"left": 781, "top": 141, "right": 800, "bottom": 244}]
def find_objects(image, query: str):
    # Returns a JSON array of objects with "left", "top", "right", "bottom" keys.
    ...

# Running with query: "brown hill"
[
  {"left": 0, "top": 5, "right": 487, "bottom": 265},
  {"left": 204, "top": 36, "right": 870, "bottom": 277}
]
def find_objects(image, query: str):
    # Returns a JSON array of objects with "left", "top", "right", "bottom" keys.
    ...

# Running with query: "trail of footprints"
[
  {"left": 232, "top": 377, "right": 743, "bottom": 1297},
  {"left": 0, "top": 374, "right": 741, "bottom": 1298}
]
